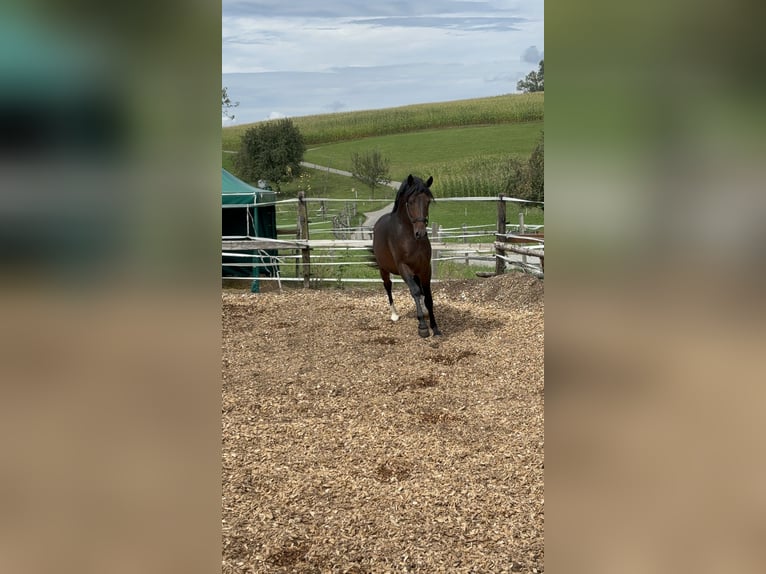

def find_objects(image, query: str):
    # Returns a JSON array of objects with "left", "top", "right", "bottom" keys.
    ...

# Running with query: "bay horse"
[{"left": 372, "top": 174, "right": 441, "bottom": 338}]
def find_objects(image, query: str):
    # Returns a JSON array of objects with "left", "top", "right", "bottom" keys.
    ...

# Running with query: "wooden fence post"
[
  {"left": 495, "top": 194, "right": 507, "bottom": 275},
  {"left": 297, "top": 191, "right": 310, "bottom": 288}
]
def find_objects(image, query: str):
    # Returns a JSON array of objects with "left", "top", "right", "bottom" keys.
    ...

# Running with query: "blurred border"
[
  {"left": 547, "top": 1, "right": 766, "bottom": 572},
  {"left": 0, "top": 2, "right": 221, "bottom": 574}
]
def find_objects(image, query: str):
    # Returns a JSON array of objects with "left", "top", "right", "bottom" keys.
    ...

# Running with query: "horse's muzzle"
[{"left": 414, "top": 228, "right": 428, "bottom": 240}]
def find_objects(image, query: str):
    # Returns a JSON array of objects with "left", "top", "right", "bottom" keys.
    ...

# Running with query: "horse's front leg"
[
  {"left": 380, "top": 269, "right": 399, "bottom": 321},
  {"left": 401, "top": 271, "right": 429, "bottom": 338}
]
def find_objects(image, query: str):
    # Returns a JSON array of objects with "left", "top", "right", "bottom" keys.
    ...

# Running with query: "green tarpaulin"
[
  {"left": 222, "top": 168, "right": 275, "bottom": 207},
  {"left": 222, "top": 169, "right": 278, "bottom": 290}
]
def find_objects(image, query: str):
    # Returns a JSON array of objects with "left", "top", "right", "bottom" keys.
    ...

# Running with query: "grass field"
[
  {"left": 223, "top": 119, "right": 545, "bottom": 201},
  {"left": 304, "top": 122, "right": 543, "bottom": 179}
]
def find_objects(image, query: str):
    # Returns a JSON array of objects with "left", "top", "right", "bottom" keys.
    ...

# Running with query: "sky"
[{"left": 222, "top": 1, "right": 543, "bottom": 125}]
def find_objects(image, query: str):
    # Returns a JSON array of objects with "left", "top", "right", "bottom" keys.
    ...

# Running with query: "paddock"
[{"left": 222, "top": 272, "right": 544, "bottom": 573}]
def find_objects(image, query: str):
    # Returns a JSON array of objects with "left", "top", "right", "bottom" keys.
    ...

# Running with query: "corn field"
[
  {"left": 420, "top": 155, "right": 515, "bottom": 198},
  {"left": 222, "top": 93, "right": 544, "bottom": 150}
]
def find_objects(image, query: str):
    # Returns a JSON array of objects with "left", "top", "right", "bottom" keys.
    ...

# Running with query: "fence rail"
[{"left": 223, "top": 193, "right": 543, "bottom": 287}]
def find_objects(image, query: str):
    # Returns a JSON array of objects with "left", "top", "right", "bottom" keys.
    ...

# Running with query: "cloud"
[
  {"left": 222, "top": 1, "right": 506, "bottom": 20},
  {"left": 348, "top": 16, "right": 525, "bottom": 32},
  {"left": 324, "top": 100, "right": 347, "bottom": 112},
  {"left": 486, "top": 73, "right": 517, "bottom": 83},
  {"left": 222, "top": 1, "right": 544, "bottom": 122},
  {"left": 522, "top": 45, "right": 543, "bottom": 64},
  {"left": 224, "top": 60, "right": 527, "bottom": 124},
  {"left": 268, "top": 111, "right": 286, "bottom": 120}
]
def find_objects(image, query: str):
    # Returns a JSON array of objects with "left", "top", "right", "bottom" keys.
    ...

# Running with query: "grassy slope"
[
  {"left": 222, "top": 121, "right": 544, "bottom": 184},
  {"left": 305, "top": 122, "right": 543, "bottom": 179}
]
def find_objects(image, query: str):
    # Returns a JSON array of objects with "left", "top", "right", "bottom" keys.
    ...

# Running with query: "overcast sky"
[{"left": 222, "top": 1, "right": 543, "bottom": 125}]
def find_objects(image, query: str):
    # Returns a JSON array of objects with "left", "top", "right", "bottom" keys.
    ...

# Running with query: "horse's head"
[{"left": 397, "top": 174, "right": 434, "bottom": 240}]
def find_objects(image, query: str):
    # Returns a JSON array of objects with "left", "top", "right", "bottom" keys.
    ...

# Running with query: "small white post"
[
  {"left": 519, "top": 211, "right": 527, "bottom": 266},
  {"left": 431, "top": 222, "right": 439, "bottom": 278}
]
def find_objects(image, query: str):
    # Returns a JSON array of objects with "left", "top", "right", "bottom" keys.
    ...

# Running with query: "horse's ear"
[
  {"left": 425, "top": 176, "right": 433, "bottom": 187},
  {"left": 407, "top": 174, "right": 414, "bottom": 185}
]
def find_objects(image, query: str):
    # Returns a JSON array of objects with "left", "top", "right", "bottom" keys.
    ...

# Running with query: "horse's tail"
[{"left": 366, "top": 247, "right": 379, "bottom": 269}]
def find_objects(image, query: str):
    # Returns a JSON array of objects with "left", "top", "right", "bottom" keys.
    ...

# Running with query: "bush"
[
  {"left": 503, "top": 131, "right": 544, "bottom": 208},
  {"left": 234, "top": 118, "right": 305, "bottom": 191}
]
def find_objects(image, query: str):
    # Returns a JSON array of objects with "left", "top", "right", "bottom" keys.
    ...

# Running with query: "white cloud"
[
  {"left": 222, "top": 1, "right": 544, "bottom": 123},
  {"left": 522, "top": 45, "right": 542, "bottom": 64}
]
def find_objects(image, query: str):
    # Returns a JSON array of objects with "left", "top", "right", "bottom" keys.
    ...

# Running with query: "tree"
[
  {"left": 234, "top": 118, "right": 305, "bottom": 192},
  {"left": 350, "top": 148, "right": 391, "bottom": 199},
  {"left": 222, "top": 87, "right": 239, "bottom": 120},
  {"left": 517, "top": 60, "right": 544, "bottom": 93}
]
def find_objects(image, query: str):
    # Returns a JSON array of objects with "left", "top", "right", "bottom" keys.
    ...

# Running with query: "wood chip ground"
[{"left": 222, "top": 273, "right": 544, "bottom": 573}]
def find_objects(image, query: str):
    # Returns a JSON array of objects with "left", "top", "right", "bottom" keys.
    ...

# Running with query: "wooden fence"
[{"left": 222, "top": 193, "right": 543, "bottom": 288}]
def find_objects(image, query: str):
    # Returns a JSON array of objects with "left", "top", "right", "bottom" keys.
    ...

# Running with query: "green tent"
[{"left": 222, "top": 169, "right": 278, "bottom": 290}]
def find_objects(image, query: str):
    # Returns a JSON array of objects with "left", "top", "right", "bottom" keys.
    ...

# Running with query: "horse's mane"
[
  {"left": 392, "top": 175, "right": 434, "bottom": 213},
  {"left": 391, "top": 178, "right": 409, "bottom": 213}
]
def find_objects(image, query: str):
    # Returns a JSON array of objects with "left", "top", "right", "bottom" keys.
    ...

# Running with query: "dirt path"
[
  {"left": 300, "top": 162, "right": 400, "bottom": 191},
  {"left": 360, "top": 202, "right": 393, "bottom": 229}
]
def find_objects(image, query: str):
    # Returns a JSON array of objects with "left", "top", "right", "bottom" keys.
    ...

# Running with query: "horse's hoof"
[
  {"left": 433, "top": 329, "right": 443, "bottom": 337},
  {"left": 418, "top": 328, "right": 430, "bottom": 338}
]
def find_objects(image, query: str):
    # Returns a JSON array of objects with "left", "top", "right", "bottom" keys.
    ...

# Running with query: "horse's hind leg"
[
  {"left": 381, "top": 269, "right": 400, "bottom": 321},
  {"left": 413, "top": 276, "right": 426, "bottom": 313}
]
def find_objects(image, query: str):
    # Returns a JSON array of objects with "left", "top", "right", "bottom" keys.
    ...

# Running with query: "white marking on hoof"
[{"left": 390, "top": 303, "right": 400, "bottom": 322}]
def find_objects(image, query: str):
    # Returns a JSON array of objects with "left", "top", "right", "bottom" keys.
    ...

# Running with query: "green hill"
[
  {"left": 222, "top": 93, "right": 543, "bottom": 230},
  {"left": 305, "top": 122, "right": 542, "bottom": 183}
]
